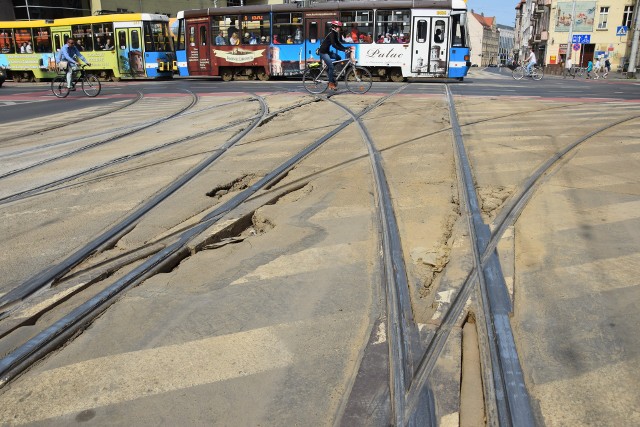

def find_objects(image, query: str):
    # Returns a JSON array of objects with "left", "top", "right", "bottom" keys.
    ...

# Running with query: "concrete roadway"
[
  {"left": 1, "top": 67, "right": 638, "bottom": 125},
  {"left": 0, "top": 72, "right": 639, "bottom": 425}
]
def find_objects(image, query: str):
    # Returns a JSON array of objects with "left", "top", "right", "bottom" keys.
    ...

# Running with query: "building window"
[
  {"left": 597, "top": 7, "right": 609, "bottom": 30},
  {"left": 623, "top": 6, "right": 634, "bottom": 28}
]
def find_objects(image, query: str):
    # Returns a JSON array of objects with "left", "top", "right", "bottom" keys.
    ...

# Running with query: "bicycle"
[
  {"left": 511, "top": 64, "right": 544, "bottom": 81},
  {"left": 572, "top": 66, "right": 586, "bottom": 78},
  {"left": 51, "top": 64, "right": 101, "bottom": 98},
  {"left": 302, "top": 51, "right": 372, "bottom": 94}
]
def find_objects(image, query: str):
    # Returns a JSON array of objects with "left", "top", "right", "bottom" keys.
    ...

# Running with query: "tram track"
[
  {"left": 0, "top": 91, "right": 145, "bottom": 144},
  {"left": 0, "top": 90, "right": 402, "bottom": 390},
  {"left": 0, "top": 90, "right": 199, "bottom": 181},
  {"left": 403, "top": 88, "right": 640, "bottom": 426},
  {"left": 0, "top": 99, "right": 322, "bottom": 206},
  {"left": 2, "top": 86, "right": 634, "bottom": 424}
]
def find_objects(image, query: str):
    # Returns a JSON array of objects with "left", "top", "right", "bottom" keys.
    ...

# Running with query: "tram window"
[
  {"left": 339, "top": 10, "right": 373, "bottom": 43},
  {"left": 189, "top": 26, "right": 195, "bottom": 46},
  {"left": 71, "top": 24, "right": 93, "bottom": 52},
  {"left": 33, "top": 27, "right": 52, "bottom": 53},
  {"left": 145, "top": 21, "right": 172, "bottom": 51},
  {"left": 273, "top": 13, "right": 303, "bottom": 45},
  {"left": 240, "top": 14, "right": 270, "bottom": 45},
  {"left": 14, "top": 28, "right": 33, "bottom": 53},
  {"left": 217, "top": 15, "right": 241, "bottom": 45},
  {"left": 308, "top": 21, "right": 318, "bottom": 43},
  {"left": 451, "top": 14, "right": 466, "bottom": 47},
  {"left": 92, "top": 23, "right": 113, "bottom": 50},
  {"left": 375, "top": 9, "right": 410, "bottom": 43},
  {"left": 416, "top": 20, "right": 427, "bottom": 43},
  {"left": 177, "top": 19, "right": 185, "bottom": 50},
  {"left": 118, "top": 30, "right": 127, "bottom": 49},
  {"left": 0, "top": 28, "right": 14, "bottom": 53},
  {"left": 199, "top": 26, "right": 207, "bottom": 46},
  {"left": 132, "top": 30, "right": 140, "bottom": 50},
  {"left": 434, "top": 20, "right": 445, "bottom": 43}
]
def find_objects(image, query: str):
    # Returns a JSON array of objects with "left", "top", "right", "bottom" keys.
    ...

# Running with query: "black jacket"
[{"left": 319, "top": 29, "right": 348, "bottom": 54}]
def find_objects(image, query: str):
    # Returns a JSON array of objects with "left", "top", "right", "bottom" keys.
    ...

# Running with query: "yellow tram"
[{"left": 0, "top": 13, "right": 174, "bottom": 82}]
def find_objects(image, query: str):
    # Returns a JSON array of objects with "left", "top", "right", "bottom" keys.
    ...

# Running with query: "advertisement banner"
[{"left": 555, "top": 2, "right": 596, "bottom": 32}]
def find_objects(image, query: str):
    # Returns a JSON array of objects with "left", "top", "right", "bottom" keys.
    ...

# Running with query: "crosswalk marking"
[{"left": 0, "top": 326, "right": 293, "bottom": 424}]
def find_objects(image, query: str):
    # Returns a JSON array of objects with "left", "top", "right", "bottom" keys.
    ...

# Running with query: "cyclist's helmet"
[{"left": 330, "top": 20, "right": 343, "bottom": 28}]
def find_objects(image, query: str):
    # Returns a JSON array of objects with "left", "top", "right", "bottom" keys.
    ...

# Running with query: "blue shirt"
[{"left": 56, "top": 44, "right": 87, "bottom": 65}]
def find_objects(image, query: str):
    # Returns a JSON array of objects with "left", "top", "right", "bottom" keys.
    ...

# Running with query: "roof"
[{"left": 471, "top": 12, "right": 495, "bottom": 28}]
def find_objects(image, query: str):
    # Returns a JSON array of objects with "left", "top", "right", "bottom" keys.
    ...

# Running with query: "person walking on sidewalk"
[
  {"left": 603, "top": 58, "right": 611, "bottom": 79},
  {"left": 586, "top": 60, "right": 593, "bottom": 79},
  {"left": 593, "top": 57, "right": 602, "bottom": 79},
  {"left": 563, "top": 57, "right": 575, "bottom": 79}
]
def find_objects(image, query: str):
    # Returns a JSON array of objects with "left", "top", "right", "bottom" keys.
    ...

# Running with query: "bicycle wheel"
[
  {"left": 81, "top": 74, "right": 101, "bottom": 97},
  {"left": 531, "top": 67, "right": 544, "bottom": 81},
  {"left": 345, "top": 67, "right": 373, "bottom": 94},
  {"left": 512, "top": 66, "right": 524, "bottom": 80},
  {"left": 302, "top": 67, "right": 328, "bottom": 94},
  {"left": 51, "top": 76, "right": 69, "bottom": 98}
]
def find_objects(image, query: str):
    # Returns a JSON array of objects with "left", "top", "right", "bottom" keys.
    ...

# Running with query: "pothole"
[{"left": 206, "top": 174, "right": 256, "bottom": 199}]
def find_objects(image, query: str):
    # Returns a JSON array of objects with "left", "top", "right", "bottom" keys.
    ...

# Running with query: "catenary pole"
[
  {"left": 626, "top": 0, "right": 640, "bottom": 77},
  {"left": 566, "top": 0, "right": 577, "bottom": 65}
]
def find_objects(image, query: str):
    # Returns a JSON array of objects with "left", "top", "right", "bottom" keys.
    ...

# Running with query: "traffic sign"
[
  {"left": 573, "top": 43, "right": 581, "bottom": 51},
  {"left": 616, "top": 26, "right": 628, "bottom": 36},
  {"left": 572, "top": 34, "right": 591, "bottom": 44}
]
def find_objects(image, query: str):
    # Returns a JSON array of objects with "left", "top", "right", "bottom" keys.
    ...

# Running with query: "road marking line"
[{"left": 0, "top": 326, "right": 293, "bottom": 424}]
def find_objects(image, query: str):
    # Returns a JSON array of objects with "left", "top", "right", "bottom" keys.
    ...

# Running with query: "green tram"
[{"left": 0, "top": 13, "right": 174, "bottom": 82}]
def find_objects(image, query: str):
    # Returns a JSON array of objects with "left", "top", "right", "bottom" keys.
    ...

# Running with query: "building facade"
[
  {"left": 514, "top": 0, "right": 637, "bottom": 70},
  {"left": 469, "top": 11, "right": 500, "bottom": 66},
  {"left": 547, "top": 0, "right": 636, "bottom": 70},
  {"left": 498, "top": 24, "right": 516, "bottom": 65},
  {"left": 2, "top": 0, "right": 91, "bottom": 21}
]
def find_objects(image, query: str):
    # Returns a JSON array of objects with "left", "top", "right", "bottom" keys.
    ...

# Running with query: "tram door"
[
  {"left": 304, "top": 16, "right": 336, "bottom": 61},
  {"left": 186, "top": 21, "right": 211, "bottom": 75},
  {"left": 412, "top": 17, "right": 449, "bottom": 74},
  {"left": 51, "top": 30, "right": 71, "bottom": 71},
  {"left": 115, "top": 27, "right": 146, "bottom": 77}
]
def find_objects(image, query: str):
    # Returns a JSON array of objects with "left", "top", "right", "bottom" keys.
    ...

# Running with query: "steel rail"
[
  {"left": 406, "top": 86, "right": 534, "bottom": 426},
  {"left": 328, "top": 90, "right": 424, "bottom": 426},
  {"left": 0, "top": 89, "right": 198, "bottom": 180},
  {"left": 0, "top": 91, "right": 145, "bottom": 144},
  {"left": 0, "top": 94, "right": 260, "bottom": 312},
  {"left": 444, "top": 85, "right": 535, "bottom": 427},
  {"left": 483, "top": 114, "right": 640, "bottom": 266},
  {"left": 0, "top": 98, "right": 318, "bottom": 206},
  {"left": 0, "top": 91, "right": 399, "bottom": 389}
]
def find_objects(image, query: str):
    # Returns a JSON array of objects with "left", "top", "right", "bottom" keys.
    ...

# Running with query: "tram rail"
[
  {"left": 1, "top": 84, "right": 637, "bottom": 424},
  {"left": 0, "top": 91, "right": 401, "bottom": 389},
  {"left": 0, "top": 91, "right": 145, "bottom": 144}
]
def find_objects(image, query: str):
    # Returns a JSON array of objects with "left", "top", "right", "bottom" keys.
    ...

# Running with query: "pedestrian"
[
  {"left": 586, "top": 59, "right": 593, "bottom": 79},
  {"left": 603, "top": 57, "right": 611, "bottom": 79},
  {"left": 593, "top": 57, "right": 602, "bottom": 79},
  {"left": 563, "top": 57, "right": 573, "bottom": 79}
]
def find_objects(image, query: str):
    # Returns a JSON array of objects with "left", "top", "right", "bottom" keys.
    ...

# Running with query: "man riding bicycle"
[
  {"left": 318, "top": 21, "right": 351, "bottom": 91},
  {"left": 56, "top": 38, "right": 91, "bottom": 90},
  {"left": 525, "top": 50, "right": 536, "bottom": 76}
]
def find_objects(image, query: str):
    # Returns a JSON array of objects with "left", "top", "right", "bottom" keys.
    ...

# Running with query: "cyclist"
[
  {"left": 56, "top": 38, "right": 91, "bottom": 90},
  {"left": 319, "top": 20, "right": 351, "bottom": 91},
  {"left": 525, "top": 50, "right": 536, "bottom": 76}
]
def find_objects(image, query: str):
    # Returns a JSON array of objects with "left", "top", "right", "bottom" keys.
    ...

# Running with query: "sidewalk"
[{"left": 484, "top": 66, "right": 636, "bottom": 81}]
